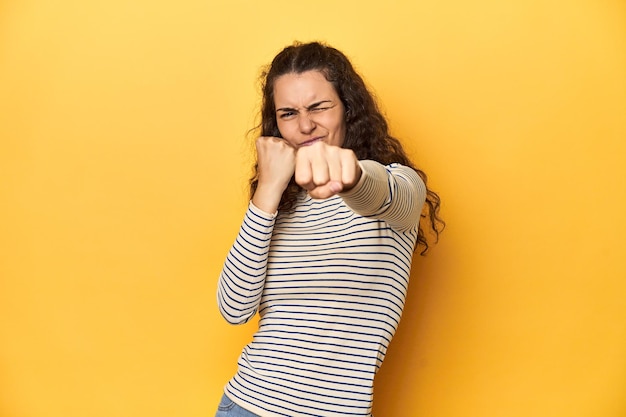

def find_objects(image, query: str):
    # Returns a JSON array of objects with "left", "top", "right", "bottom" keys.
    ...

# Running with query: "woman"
[{"left": 216, "top": 41, "right": 443, "bottom": 417}]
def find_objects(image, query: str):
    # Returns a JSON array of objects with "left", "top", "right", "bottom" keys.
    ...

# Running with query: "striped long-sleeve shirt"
[{"left": 217, "top": 160, "right": 427, "bottom": 417}]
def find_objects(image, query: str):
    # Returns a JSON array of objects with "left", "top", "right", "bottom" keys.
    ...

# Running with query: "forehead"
[{"left": 273, "top": 70, "right": 339, "bottom": 105}]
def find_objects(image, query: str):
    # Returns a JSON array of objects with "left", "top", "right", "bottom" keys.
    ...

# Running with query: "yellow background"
[{"left": 1, "top": 0, "right": 625, "bottom": 416}]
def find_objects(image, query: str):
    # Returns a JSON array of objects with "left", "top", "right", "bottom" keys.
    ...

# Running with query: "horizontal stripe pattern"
[{"left": 218, "top": 161, "right": 426, "bottom": 417}]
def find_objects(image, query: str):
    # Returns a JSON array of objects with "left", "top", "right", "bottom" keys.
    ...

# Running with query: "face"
[{"left": 273, "top": 70, "right": 346, "bottom": 148}]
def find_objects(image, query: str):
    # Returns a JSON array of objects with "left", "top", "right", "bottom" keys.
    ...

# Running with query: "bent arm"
[
  {"left": 217, "top": 203, "right": 276, "bottom": 324},
  {"left": 339, "top": 160, "right": 426, "bottom": 232}
]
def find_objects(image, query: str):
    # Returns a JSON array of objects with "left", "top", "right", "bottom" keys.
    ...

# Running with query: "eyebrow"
[{"left": 276, "top": 100, "right": 334, "bottom": 113}]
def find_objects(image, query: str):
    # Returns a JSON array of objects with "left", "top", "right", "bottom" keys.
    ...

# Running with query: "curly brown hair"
[{"left": 250, "top": 41, "right": 444, "bottom": 254}]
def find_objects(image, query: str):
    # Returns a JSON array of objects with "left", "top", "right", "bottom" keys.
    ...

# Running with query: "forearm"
[
  {"left": 339, "top": 160, "right": 426, "bottom": 232},
  {"left": 217, "top": 203, "right": 276, "bottom": 324},
  {"left": 251, "top": 183, "right": 283, "bottom": 215}
]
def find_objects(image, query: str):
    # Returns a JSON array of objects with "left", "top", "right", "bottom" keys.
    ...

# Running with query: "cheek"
[
  {"left": 337, "top": 124, "right": 346, "bottom": 146},
  {"left": 276, "top": 121, "right": 298, "bottom": 145},
  {"left": 333, "top": 114, "right": 347, "bottom": 139},
  {"left": 276, "top": 119, "right": 289, "bottom": 137}
]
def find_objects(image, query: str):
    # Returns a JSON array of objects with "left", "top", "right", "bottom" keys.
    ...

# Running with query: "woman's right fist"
[
  {"left": 255, "top": 136, "right": 296, "bottom": 190},
  {"left": 252, "top": 137, "right": 296, "bottom": 213}
]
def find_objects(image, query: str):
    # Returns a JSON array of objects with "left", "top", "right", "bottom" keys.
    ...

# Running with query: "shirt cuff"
[{"left": 248, "top": 200, "right": 278, "bottom": 220}]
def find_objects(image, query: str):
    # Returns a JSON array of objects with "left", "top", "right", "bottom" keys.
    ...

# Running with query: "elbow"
[
  {"left": 216, "top": 278, "right": 260, "bottom": 325},
  {"left": 217, "top": 298, "right": 257, "bottom": 325},
  {"left": 220, "top": 311, "right": 256, "bottom": 325}
]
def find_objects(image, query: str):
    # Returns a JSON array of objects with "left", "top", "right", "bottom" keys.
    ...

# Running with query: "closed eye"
[
  {"left": 310, "top": 106, "right": 330, "bottom": 112},
  {"left": 307, "top": 101, "right": 334, "bottom": 112}
]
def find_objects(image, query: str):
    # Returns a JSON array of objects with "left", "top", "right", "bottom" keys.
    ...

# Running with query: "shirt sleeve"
[
  {"left": 216, "top": 202, "right": 276, "bottom": 324},
  {"left": 339, "top": 160, "right": 427, "bottom": 233}
]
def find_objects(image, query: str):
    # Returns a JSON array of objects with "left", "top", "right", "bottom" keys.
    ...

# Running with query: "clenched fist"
[
  {"left": 252, "top": 136, "right": 296, "bottom": 213},
  {"left": 295, "top": 141, "right": 361, "bottom": 200}
]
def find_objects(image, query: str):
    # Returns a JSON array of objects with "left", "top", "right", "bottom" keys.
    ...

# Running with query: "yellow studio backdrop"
[{"left": 1, "top": 0, "right": 624, "bottom": 416}]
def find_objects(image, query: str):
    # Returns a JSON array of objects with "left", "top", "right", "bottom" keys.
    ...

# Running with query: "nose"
[{"left": 298, "top": 113, "right": 315, "bottom": 134}]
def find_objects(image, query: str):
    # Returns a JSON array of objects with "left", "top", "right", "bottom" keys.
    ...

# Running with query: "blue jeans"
[{"left": 215, "top": 393, "right": 261, "bottom": 417}]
